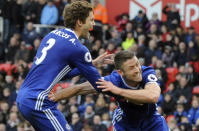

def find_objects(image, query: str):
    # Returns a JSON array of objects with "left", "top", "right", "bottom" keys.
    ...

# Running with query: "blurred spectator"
[
  {"left": 176, "top": 26, "right": 186, "bottom": 42},
  {"left": 106, "top": 42, "right": 116, "bottom": 55},
  {"left": 14, "top": 41, "right": 31, "bottom": 63},
  {"left": 162, "top": 93, "right": 176, "bottom": 116},
  {"left": 177, "top": 95, "right": 189, "bottom": 111},
  {"left": 8, "top": 80, "right": 22, "bottom": 108},
  {"left": 108, "top": 102, "right": 116, "bottom": 120},
  {"left": 102, "top": 24, "right": 111, "bottom": 44},
  {"left": 187, "top": 41, "right": 198, "bottom": 62},
  {"left": 40, "top": 0, "right": 58, "bottom": 36},
  {"left": 4, "top": 75, "right": 15, "bottom": 92},
  {"left": 187, "top": 99, "right": 199, "bottom": 125},
  {"left": 162, "top": 4, "right": 180, "bottom": 30},
  {"left": 83, "top": 105, "right": 95, "bottom": 126},
  {"left": 71, "top": 113, "right": 83, "bottom": 131},
  {"left": 78, "top": 95, "right": 95, "bottom": 115},
  {"left": 0, "top": 102, "right": 9, "bottom": 124},
  {"left": 1, "top": 0, "right": 14, "bottom": 49},
  {"left": 35, "top": 0, "right": 46, "bottom": 24},
  {"left": 185, "top": 65, "right": 199, "bottom": 86},
  {"left": 147, "top": 24, "right": 160, "bottom": 40},
  {"left": 175, "top": 76, "right": 192, "bottom": 103},
  {"left": 167, "top": 116, "right": 180, "bottom": 131},
  {"left": 179, "top": 116, "right": 192, "bottom": 131},
  {"left": 5, "top": 36, "right": 20, "bottom": 63},
  {"left": 54, "top": 0, "right": 67, "bottom": 25},
  {"left": 131, "top": 10, "right": 148, "bottom": 31},
  {"left": 91, "top": 40, "right": 102, "bottom": 59},
  {"left": 22, "top": 22, "right": 39, "bottom": 46},
  {"left": 160, "top": 24, "right": 170, "bottom": 43},
  {"left": 115, "top": 13, "right": 129, "bottom": 32},
  {"left": 10, "top": 0, "right": 24, "bottom": 35},
  {"left": 122, "top": 32, "right": 135, "bottom": 50},
  {"left": 146, "top": 12, "right": 161, "bottom": 33},
  {"left": 121, "top": 22, "right": 137, "bottom": 42},
  {"left": 40, "top": 0, "right": 58, "bottom": 25},
  {"left": 22, "top": 0, "right": 38, "bottom": 23},
  {"left": 2, "top": 88, "right": 11, "bottom": 102},
  {"left": 174, "top": 104, "right": 187, "bottom": 125},
  {"left": 95, "top": 94, "right": 109, "bottom": 116},
  {"left": 175, "top": 42, "right": 187, "bottom": 66},
  {"left": 144, "top": 39, "right": 162, "bottom": 65},
  {"left": 109, "top": 29, "right": 122, "bottom": 48},
  {"left": 162, "top": 45, "right": 175, "bottom": 67},
  {"left": 185, "top": 27, "right": 196, "bottom": 44},
  {"left": 0, "top": 123, "right": 6, "bottom": 131},
  {"left": 92, "top": 115, "right": 107, "bottom": 131},
  {"left": 6, "top": 112, "right": 19, "bottom": 131},
  {"left": 101, "top": 113, "right": 111, "bottom": 129},
  {"left": 91, "top": 0, "right": 108, "bottom": 40}
]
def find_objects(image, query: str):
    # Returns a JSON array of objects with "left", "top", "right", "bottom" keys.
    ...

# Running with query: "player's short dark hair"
[
  {"left": 114, "top": 51, "right": 135, "bottom": 70},
  {"left": 63, "top": 0, "right": 93, "bottom": 29}
]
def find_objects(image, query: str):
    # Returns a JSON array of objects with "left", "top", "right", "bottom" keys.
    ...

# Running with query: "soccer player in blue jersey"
[
  {"left": 16, "top": 1, "right": 111, "bottom": 131},
  {"left": 49, "top": 51, "right": 169, "bottom": 131}
]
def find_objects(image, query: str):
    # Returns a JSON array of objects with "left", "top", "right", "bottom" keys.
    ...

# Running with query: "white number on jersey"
[{"left": 35, "top": 38, "right": 56, "bottom": 65}]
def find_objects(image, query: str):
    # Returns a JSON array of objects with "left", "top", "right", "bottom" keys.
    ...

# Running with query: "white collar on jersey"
[
  {"left": 65, "top": 28, "right": 78, "bottom": 39},
  {"left": 121, "top": 76, "right": 140, "bottom": 90}
]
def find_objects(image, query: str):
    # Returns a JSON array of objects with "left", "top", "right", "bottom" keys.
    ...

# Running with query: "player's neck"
[
  {"left": 74, "top": 30, "right": 80, "bottom": 39},
  {"left": 124, "top": 78, "right": 139, "bottom": 87}
]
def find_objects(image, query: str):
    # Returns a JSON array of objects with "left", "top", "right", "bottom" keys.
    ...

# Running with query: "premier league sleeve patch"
[{"left": 147, "top": 74, "right": 158, "bottom": 82}]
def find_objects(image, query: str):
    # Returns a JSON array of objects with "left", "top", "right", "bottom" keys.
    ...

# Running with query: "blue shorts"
[
  {"left": 113, "top": 115, "right": 169, "bottom": 131},
  {"left": 17, "top": 102, "right": 73, "bottom": 131}
]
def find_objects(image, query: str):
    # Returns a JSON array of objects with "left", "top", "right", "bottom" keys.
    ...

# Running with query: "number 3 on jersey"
[{"left": 35, "top": 38, "right": 56, "bottom": 65}]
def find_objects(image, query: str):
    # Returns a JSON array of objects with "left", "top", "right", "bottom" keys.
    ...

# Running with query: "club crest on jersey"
[
  {"left": 147, "top": 74, "right": 157, "bottom": 82},
  {"left": 84, "top": 52, "right": 92, "bottom": 63},
  {"left": 65, "top": 123, "right": 71, "bottom": 130}
]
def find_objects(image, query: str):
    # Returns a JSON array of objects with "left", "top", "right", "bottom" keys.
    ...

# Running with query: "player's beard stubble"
[{"left": 81, "top": 28, "right": 90, "bottom": 39}]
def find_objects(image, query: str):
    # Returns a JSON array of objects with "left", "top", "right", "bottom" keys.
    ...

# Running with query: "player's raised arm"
[{"left": 97, "top": 79, "right": 161, "bottom": 104}]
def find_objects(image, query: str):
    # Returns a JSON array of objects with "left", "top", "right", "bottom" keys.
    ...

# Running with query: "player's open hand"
[
  {"left": 96, "top": 79, "right": 121, "bottom": 95},
  {"left": 93, "top": 52, "right": 114, "bottom": 66},
  {"left": 48, "top": 91, "right": 57, "bottom": 102}
]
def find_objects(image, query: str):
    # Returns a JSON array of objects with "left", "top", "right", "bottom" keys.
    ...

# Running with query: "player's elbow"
[
  {"left": 150, "top": 95, "right": 159, "bottom": 104},
  {"left": 150, "top": 91, "right": 160, "bottom": 104}
]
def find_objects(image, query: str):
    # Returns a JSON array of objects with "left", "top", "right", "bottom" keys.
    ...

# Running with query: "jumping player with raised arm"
[
  {"left": 16, "top": 1, "right": 112, "bottom": 131},
  {"left": 49, "top": 51, "right": 169, "bottom": 131}
]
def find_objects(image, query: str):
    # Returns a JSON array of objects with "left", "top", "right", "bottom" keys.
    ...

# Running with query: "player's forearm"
[
  {"left": 76, "top": 81, "right": 97, "bottom": 95},
  {"left": 119, "top": 88, "right": 160, "bottom": 104},
  {"left": 54, "top": 82, "right": 96, "bottom": 101}
]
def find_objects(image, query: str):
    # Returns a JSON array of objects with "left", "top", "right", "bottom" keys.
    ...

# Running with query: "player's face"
[
  {"left": 121, "top": 56, "right": 142, "bottom": 83},
  {"left": 81, "top": 11, "right": 95, "bottom": 39}
]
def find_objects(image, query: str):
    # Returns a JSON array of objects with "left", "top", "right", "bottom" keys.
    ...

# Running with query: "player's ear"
[
  {"left": 117, "top": 70, "right": 123, "bottom": 76},
  {"left": 77, "top": 19, "right": 83, "bottom": 27}
]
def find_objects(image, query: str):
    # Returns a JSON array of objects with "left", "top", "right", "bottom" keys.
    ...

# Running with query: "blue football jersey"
[
  {"left": 16, "top": 28, "right": 101, "bottom": 110},
  {"left": 103, "top": 66, "right": 160, "bottom": 127}
]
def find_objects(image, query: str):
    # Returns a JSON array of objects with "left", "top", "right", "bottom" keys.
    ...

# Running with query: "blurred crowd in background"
[{"left": 0, "top": 0, "right": 199, "bottom": 131}]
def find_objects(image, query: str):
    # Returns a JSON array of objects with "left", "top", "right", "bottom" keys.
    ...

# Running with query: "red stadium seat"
[{"left": 192, "top": 86, "right": 199, "bottom": 95}]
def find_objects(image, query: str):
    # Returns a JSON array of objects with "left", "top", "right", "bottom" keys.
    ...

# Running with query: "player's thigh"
[
  {"left": 31, "top": 108, "right": 73, "bottom": 131},
  {"left": 142, "top": 115, "right": 169, "bottom": 131}
]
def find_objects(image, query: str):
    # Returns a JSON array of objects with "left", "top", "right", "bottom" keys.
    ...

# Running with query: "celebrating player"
[
  {"left": 49, "top": 51, "right": 169, "bottom": 131},
  {"left": 16, "top": 1, "right": 112, "bottom": 131}
]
